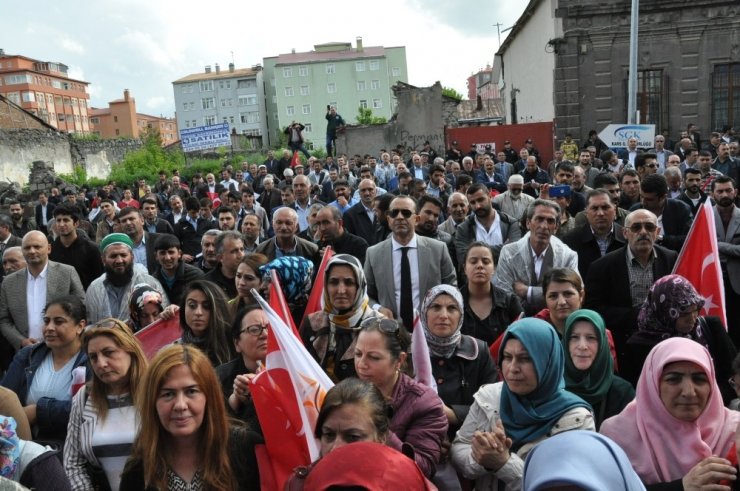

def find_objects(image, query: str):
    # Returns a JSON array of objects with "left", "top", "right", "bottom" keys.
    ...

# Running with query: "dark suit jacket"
[
  {"left": 676, "top": 191, "right": 708, "bottom": 217},
  {"left": 584, "top": 245, "right": 677, "bottom": 365},
  {"left": 342, "top": 202, "right": 379, "bottom": 246},
  {"left": 562, "top": 222, "right": 626, "bottom": 279},
  {"left": 34, "top": 203, "right": 55, "bottom": 233},
  {"left": 317, "top": 232, "right": 368, "bottom": 264},
  {"left": 616, "top": 148, "right": 644, "bottom": 163},
  {"left": 629, "top": 198, "right": 692, "bottom": 251}
]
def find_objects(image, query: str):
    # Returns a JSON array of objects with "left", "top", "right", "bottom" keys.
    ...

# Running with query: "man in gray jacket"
[{"left": 493, "top": 200, "right": 579, "bottom": 315}]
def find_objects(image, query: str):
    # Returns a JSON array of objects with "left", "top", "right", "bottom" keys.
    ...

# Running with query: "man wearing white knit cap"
[{"left": 493, "top": 174, "right": 535, "bottom": 221}]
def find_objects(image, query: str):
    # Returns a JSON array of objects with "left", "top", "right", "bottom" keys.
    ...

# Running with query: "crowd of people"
[{"left": 0, "top": 126, "right": 738, "bottom": 490}]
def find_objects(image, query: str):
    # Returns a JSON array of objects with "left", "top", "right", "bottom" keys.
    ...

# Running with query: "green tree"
[
  {"left": 442, "top": 86, "right": 464, "bottom": 101},
  {"left": 355, "top": 107, "right": 387, "bottom": 125}
]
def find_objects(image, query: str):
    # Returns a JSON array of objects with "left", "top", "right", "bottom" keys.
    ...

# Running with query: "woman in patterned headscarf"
[
  {"left": 626, "top": 274, "right": 737, "bottom": 403},
  {"left": 259, "top": 256, "right": 313, "bottom": 327},
  {"left": 127, "top": 284, "right": 165, "bottom": 332},
  {"left": 299, "top": 254, "right": 376, "bottom": 382}
]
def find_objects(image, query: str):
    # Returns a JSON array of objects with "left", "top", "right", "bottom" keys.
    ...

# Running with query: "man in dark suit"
[
  {"left": 0, "top": 231, "right": 84, "bottom": 350},
  {"left": 585, "top": 209, "right": 677, "bottom": 371},
  {"left": 562, "top": 189, "right": 626, "bottom": 279},
  {"left": 629, "top": 173, "right": 692, "bottom": 252},
  {"left": 141, "top": 197, "right": 175, "bottom": 235},
  {"left": 152, "top": 234, "right": 205, "bottom": 305},
  {"left": 255, "top": 207, "right": 319, "bottom": 267},
  {"left": 34, "top": 191, "right": 55, "bottom": 235},
  {"left": 343, "top": 178, "right": 380, "bottom": 246},
  {"left": 616, "top": 137, "right": 643, "bottom": 167},
  {"left": 364, "top": 195, "right": 456, "bottom": 329},
  {"left": 0, "top": 216, "right": 22, "bottom": 287},
  {"left": 204, "top": 231, "right": 245, "bottom": 299},
  {"left": 676, "top": 168, "right": 708, "bottom": 216},
  {"left": 118, "top": 206, "right": 161, "bottom": 275},
  {"left": 315, "top": 206, "right": 368, "bottom": 264},
  {"left": 713, "top": 176, "right": 740, "bottom": 346}
]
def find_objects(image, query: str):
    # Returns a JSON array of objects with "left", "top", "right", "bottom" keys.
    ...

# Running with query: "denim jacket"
[{"left": 1, "top": 342, "right": 87, "bottom": 441}]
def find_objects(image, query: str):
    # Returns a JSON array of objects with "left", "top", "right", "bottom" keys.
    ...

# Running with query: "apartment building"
[
  {"left": 89, "top": 89, "right": 178, "bottom": 146},
  {"left": 262, "top": 37, "right": 407, "bottom": 147},
  {"left": 0, "top": 50, "right": 90, "bottom": 134},
  {"left": 172, "top": 63, "right": 266, "bottom": 146}
]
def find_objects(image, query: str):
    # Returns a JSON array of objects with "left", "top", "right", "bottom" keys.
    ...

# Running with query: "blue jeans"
[{"left": 326, "top": 134, "right": 336, "bottom": 157}]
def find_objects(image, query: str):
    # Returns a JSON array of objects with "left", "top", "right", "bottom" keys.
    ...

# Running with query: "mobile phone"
[{"left": 549, "top": 185, "right": 571, "bottom": 197}]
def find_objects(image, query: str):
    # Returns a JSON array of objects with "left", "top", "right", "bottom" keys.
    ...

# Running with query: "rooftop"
[
  {"left": 274, "top": 46, "right": 390, "bottom": 65},
  {"left": 173, "top": 67, "right": 260, "bottom": 84}
]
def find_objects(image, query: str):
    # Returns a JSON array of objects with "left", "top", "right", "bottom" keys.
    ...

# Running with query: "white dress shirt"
[
  {"left": 27, "top": 263, "right": 49, "bottom": 340},
  {"left": 391, "top": 235, "right": 420, "bottom": 317}
]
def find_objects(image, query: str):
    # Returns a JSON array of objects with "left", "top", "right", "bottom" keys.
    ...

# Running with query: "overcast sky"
[{"left": 5, "top": 0, "right": 526, "bottom": 117}]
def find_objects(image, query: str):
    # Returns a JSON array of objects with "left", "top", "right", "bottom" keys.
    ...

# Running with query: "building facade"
[
  {"left": 89, "top": 89, "right": 178, "bottom": 146},
  {"left": 0, "top": 50, "right": 91, "bottom": 134},
  {"left": 495, "top": 0, "right": 740, "bottom": 142},
  {"left": 172, "top": 64, "right": 266, "bottom": 147},
  {"left": 262, "top": 38, "right": 408, "bottom": 148},
  {"left": 467, "top": 65, "right": 500, "bottom": 101}
]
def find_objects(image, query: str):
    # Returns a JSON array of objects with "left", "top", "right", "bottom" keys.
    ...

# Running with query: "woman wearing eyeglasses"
[
  {"left": 625, "top": 274, "right": 737, "bottom": 403},
  {"left": 178, "top": 280, "right": 236, "bottom": 367},
  {"left": 354, "top": 317, "right": 448, "bottom": 479},
  {"left": 230, "top": 254, "right": 268, "bottom": 316},
  {"left": 216, "top": 305, "right": 267, "bottom": 433},
  {"left": 1, "top": 295, "right": 88, "bottom": 444},
  {"left": 301, "top": 254, "right": 378, "bottom": 382},
  {"left": 64, "top": 318, "right": 148, "bottom": 491}
]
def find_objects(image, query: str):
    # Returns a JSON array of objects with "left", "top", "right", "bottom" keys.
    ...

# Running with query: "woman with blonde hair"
[
  {"left": 64, "top": 318, "right": 148, "bottom": 491},
  {"left": 120, "top": 344, "right": 261, "bottom": 490}
]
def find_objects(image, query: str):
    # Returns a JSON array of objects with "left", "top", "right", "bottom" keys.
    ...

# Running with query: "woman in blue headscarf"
[{"left": 451, "top": 318, "right": 594, "bottom": 491}]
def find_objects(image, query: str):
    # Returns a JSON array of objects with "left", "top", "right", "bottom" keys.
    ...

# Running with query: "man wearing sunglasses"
[
  {"left": 364, "top": 196, "right": 456, "bottom": 329},
  {"left": 585, "top": 209, "right": 677, "bottom": 368}
]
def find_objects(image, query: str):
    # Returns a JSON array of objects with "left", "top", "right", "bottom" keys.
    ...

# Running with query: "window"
[
  {"left": 283, "top": 67, "right": 293, "bottom": 78},
  {"left": 200, "top": 80, "right": 214, "bottom": 92},
  {"left": 712, "top": 63, "right": 740, "bottom": 130},
  {"left": 229, "top": 116, "right": 235, "bottom": 124},
  {"left": 223, "top": 116, "right": 229, "bottom": 124},
  {"left": 635, "top": 69, "right": 665, "bottom": 130},
  {"left": 238, "top": 79, "right": 256, "bottom": 89},
  {"left": 287, "top": 106, "right": 295, "bottom": 116},
  {"left": 202, "top": 97, "right": 216, "bottom": 110},
  {"left": 220, "top": 98, "right": 233, "bottom": 107},
  {"left": 357, "top": 81, "right": 366, "bottom": 91},
  {"left": 238, "top": 95, "right": 257, "bottom": 106},
  {"left": 356, "top": 61, "right": 365, "bottom": 72},
  {"left": 371, "top": 80, "right": 380, "bottom": 90},
  {"left": 302, "top": 104, "right": 311, "bottom": 114},
  {"left": 191, "top": 120, "right": 197, "bottom": 127},
  {"left": 272, "top": 95, "right": 277, "bottom": 103},
  {"left": 359, "top": 100, "right": 368, "bottom": 109},
  {"left": 327, "top": 83, "right": 336, "bottom": 94},
  {"left": 326, "top": 64, "right": 335, "bottom": 74},
  {"left": 22, "top": 92, "right": 35, "bottom": 102},
  {"left": 37, "top": 93, "right": 45, "bottom": 107},
  {"left": 304, "top": 123, "right": 312, "bottom": 133},
  {"left": 204, "top": 116, "right": 216, "bottom": 125},
  {"left": 285, "top": 87, "right": 294, "bottom": 97},
  {"left": 219, "top": 80, "right": 232, "bottom": 89},
  {"left": 240, "top": 112, "right": 260, "bottom": 124},
  {"left": 183, "top": 102, "right": 189, "bottom": 111},
  {"left": 113, "top": 115, "right": 118, "bottom": 122},
  {"left": 299, "top": 66, "right": 308, "bottom": 76},
  {"left": 391, "top": 67, "right": 401, "bottom": 77},
  {"left": 189, "top": 102, "right": 195, "bottom": 110},
  {"left": 373, "top": 98, "right": 382, "bottom": 109},
  {"left": 115, "top": 129, "right": 119, "bottom": 135},
  {"left": 300, "top": 85, "right": 309, "bottom": 96},
  {"left": 370, "top": 60, "right": 380, "bottom": 71}
]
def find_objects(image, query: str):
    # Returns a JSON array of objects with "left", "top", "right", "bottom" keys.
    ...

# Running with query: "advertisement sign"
[
  {"left": 474, "top": 142, "right": 496, "bottom": 154},
  {"left": 598, "top": 124, "right": 656, "bottom": 148},
  {"left": 179, "top": 122, "right": 231, "bottom": 152}
]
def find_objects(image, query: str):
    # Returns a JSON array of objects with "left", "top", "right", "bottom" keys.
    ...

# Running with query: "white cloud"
[
  {"left": 60, "top": 37, "right": 85, "bottom": 54},
  {"left": 144, "top": 96, "right": 168, "bottom": 112}
]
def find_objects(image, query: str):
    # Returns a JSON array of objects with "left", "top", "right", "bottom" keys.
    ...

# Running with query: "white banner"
[
  {"left": 598, "top": 124, "right": 656, "bottom": 148},
  {"left": 179, "top": 122, "right": 231, "bottom": 152}
]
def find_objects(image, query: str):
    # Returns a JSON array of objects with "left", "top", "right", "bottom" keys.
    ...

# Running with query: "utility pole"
[{"left": 627, "top": 0, "right": 639, "bottom": 124}]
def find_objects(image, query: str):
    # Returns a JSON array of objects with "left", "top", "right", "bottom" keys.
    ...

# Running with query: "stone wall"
[
  {"left": 336, "top": 82, "right": 452, "bottom": 158},
  {"left": 0, "top": 129, "right": 143, "bottom": 187}
]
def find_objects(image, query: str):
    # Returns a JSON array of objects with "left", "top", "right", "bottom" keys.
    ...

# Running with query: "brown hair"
[
  {"left": 82, "top": 318, "right": 147, "bottom": 421},
  {"left": 126, "top": 344, "right": 235, "bottom": 490}
]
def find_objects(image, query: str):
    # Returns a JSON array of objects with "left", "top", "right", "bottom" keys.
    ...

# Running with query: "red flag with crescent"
[{"left": 673, "top": 199, "right": 727, "bottom": 328}]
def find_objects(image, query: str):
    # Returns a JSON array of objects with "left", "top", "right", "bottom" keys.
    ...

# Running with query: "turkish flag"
[
  {"left": 290, "top": 151, "right": 301, "bottom": 168},
  {"left": 135, "top": 317, "right": 182, "bottom": 358},
  {"left": 299, "top": 247, "right": 334, "bottom": 327},
  {"left": 673, "top": 200, "right": 727, "bottom": 328},
  {"left": 266, "top": 270, "right": 301, "bottom": 354}
]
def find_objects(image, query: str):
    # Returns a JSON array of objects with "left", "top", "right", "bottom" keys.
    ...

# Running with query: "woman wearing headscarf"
[
  {"left": 563, "top": 309, "right": 634, "bottom": 429},
  {"left": 259, "top": 256, "right": 313, "bottom": 328},
  {"left": 451, "top": 318, "right": 593, "bottom": 491},
  {"left": 300, "top": 254, "right": 376, "bottom": 381},
  {"left": 625, "top": 274, "right": 736, "bottom": 402},
  {"left": 421, "top": 285, "right": 497, "bottom": 490},
  {"left": 601, "top": 338, "right": 740, "bottom": 489},
  {"left": 522, "top": 431, "right": 646, "bottom": 491},
  {"left": 126, "top": 284, "right": 165, "bottom": 332}
]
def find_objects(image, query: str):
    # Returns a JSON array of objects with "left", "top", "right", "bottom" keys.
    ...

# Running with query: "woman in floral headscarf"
[
  {"left": 259, "top": 256, "right": 313, "bottom": 328},
  {"left": 127, "top": 284, "right": 165, "bottom": 332},
  {"left": 626, "top": 274, "right": 737, "bottom": 403},
  {"left": 300, "top": 254, "right": 376, "bottom": 382},
  {"left": 0, "top": 416, "right": 70, "bottom": 489}
]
